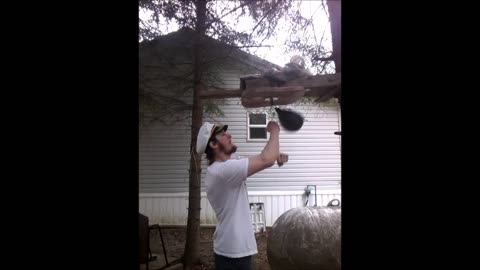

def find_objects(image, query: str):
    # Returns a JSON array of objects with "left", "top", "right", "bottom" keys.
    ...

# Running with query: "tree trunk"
[
  {"left": 184, "top": 1, "right": 207, "bottom": 269},
  {"left": 327, "top": 0, "right": 341, "bottom": 73},
  {"left": 327, "top": 0, "right": 341, "bottom": 105}
]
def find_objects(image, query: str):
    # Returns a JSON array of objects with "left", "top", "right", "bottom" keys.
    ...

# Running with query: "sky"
[{"left": 139, "top": 1, "right": 332, "bottom": 72}]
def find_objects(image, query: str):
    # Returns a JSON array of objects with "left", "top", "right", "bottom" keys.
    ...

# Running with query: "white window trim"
[{"left": 247, "top": 112, "right": 269, "bottom": 142}]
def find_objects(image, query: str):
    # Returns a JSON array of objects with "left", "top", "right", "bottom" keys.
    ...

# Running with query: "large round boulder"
[{"left": 267, "top": 200, "right": 341, "bottom": 270}]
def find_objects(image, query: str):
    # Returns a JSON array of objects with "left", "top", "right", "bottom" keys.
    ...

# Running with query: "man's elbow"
[
  {"left": 266, "top": 160, "right": 276, "bottom": 167},
  {"left": 262, "top": 156, "right": 276, "bottom": 167},
  {"left": 260, "top": 152, "right": 277, "bottom": 167}
]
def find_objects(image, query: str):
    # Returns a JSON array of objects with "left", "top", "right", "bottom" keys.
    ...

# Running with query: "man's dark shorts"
[{"left": 214, "top": 253, "right": 253, "bottom": 270}]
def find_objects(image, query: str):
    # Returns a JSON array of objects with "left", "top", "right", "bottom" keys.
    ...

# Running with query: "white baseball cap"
[{"left": 196, "top": 122, "right": 228, "bottom": 155}]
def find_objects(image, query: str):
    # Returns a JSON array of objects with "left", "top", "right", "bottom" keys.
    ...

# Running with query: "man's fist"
[
  {"left": 277, "top": 153, "right": 289, "bottom": 167},
  {"left": 266, "top": 121, "right": 280, "bottom": 134}
]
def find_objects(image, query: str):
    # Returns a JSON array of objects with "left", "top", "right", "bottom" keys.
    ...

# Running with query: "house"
[{"left": 139, "top": 28, "right": 341, "bottom": 227}]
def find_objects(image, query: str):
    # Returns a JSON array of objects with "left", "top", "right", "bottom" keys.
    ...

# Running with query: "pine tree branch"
[{"left": 204, "top": 2, "right": 250, "bottom": 29}]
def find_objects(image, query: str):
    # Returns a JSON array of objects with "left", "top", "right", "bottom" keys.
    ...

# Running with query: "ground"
[{"left": 142, "top": 227, "right": 271, "bottom": 270}]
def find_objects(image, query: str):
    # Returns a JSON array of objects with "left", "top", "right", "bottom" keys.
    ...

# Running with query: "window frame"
[{"left": 247, "top": 112, "right": 269, "bottom": 142}]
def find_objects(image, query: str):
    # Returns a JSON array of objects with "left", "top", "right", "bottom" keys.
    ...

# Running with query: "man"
[{"left": 196, "top": 121, "right": 288, "bottom": 270}]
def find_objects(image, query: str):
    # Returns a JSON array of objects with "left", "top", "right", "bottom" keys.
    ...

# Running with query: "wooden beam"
[
  {"left": 200, "top": 73, "right": 341, "bottom": 101},
  {"left": 198, "top": 89, "right": 242, "bottom": 99},
  {"left": 314, "top": 87, "right": 340, "bottom": 102},
  {"left": 242, "top": 73, "right": 340, "bottom": 90},
  {"left": 304, "top": 85, "right": 341, "bottom": 100},
  {"left": 283, "top": 73, "right": 340, "bottom": 89},
  {"left": 241, "top": 86, "right": 304, "bottom": 98},
  {"left": 241, "top": 87, "right": 305, "bottom": 108}
]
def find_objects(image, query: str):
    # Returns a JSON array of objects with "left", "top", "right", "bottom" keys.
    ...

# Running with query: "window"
[{"left": 247, "top": 112, "right": 268, "bottom": 141}]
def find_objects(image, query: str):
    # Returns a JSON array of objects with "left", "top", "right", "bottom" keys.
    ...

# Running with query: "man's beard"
[{"left": 219, "top": 142, "right": 237, "bottom": 155}]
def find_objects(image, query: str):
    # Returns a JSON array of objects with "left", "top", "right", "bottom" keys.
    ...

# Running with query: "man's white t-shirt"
[{"left": 205, "top": 157, "right": 257, "bottom": 258}]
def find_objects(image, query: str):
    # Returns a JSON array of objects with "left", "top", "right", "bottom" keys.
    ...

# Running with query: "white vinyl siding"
[
  {"left": 139, "top": 190, "right": 341, "bottom": 226},
  {"left": 139, "top": 32, "right": 341, "bottom": 227},
  {"left": 140, "top": 40, "right": 341, "bottom": 193},
  {"left": 199, "top": 98, "right": 341, "bottom": 192},
  {"left": 140, "top": 97, "right": 341, "bottom": 193}
]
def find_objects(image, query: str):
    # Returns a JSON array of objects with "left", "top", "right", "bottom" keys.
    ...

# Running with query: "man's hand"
[
  {"left": 266, "top": 121, "right": 280, "bottom": 134},
  {"left": 277, "top": 153, "right": 289, "bottom": 167}
]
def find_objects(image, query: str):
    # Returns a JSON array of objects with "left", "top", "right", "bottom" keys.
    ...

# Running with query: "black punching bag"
[{"left": 275, "top": 107, "right": 304, "bottom": 131}]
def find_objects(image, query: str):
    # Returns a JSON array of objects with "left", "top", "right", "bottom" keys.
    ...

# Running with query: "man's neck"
[{"left": 214, "top": 153, "right": 231, "bottom": 163}]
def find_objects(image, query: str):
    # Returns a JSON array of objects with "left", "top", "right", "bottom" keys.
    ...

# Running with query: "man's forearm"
[{"left": 260, "top": 132, "right": 280, "bottom": 164}]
